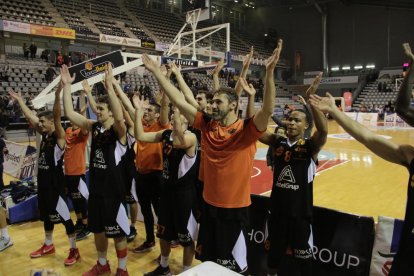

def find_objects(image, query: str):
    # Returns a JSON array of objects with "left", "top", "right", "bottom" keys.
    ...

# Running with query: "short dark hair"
[
  {"left": 214, "top": 87, "right": 238, "bottom": 104},
  {"left": 37, "top": 110, "right": 53, "bottom": 120},
  {"left": 292, "top": 109, "right": 311, "bottom": 126},
  {"left": 196, "top": 90, "right": 208, "bottom": 96},
  {"left": 97, "top": 95, "right": 110, "bottom": 110}
]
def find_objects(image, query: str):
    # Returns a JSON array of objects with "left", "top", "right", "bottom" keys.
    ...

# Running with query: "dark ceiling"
[{"left": 212, "top": 0, "right": 414, "bottom": 10}]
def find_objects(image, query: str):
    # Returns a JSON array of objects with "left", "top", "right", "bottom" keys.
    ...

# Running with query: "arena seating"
[
  {"left": 353, "top": 78, "right": 398, "bottom": 109},
  {"left": 0, "top": 0, "right": 55, "bottom": 26}
]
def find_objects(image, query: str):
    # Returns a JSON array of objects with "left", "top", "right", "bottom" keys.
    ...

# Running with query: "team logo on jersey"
[
  {"left": 297, "top": 139, "right": 305, "bottom": 146},
  {"left": 92, "top": 149, "right": 107, "bottom": 169},
  {"left": 278, "top": 165, "right": 296, "bottom": 183},
  {"left": 38, "top": 152, "right": 49, "bottom": 170},
  {"left": 276, "top": 165, "right": 299, "bottom": 190}
]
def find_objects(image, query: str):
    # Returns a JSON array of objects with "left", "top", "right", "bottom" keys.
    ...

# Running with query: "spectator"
[
  {"left": 30, "top": 42, "right": 37, "bottom": 60},
  {"left": 45, "top": 65, "right": 57, "bottom": 83},
  {"left": 40, "top": 49, "right": 50, "bottom": 62},
  {"left": 23, "top": 43, "right": 29, "bottom": 59},
  {"left": 56, "top": 51, "right": 64, "bottom": 67},
  {"left": 1, "top": 62, "right": 10, "bottom": 81}
]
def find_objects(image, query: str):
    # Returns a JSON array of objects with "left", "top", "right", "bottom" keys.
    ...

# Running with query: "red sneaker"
[
  {"left": 30, "top": 244, "right": 55, "bottom": 258},
  {"left": 64, "top": 248, "right": 81, "bottom": 266},
  {"left": 83, "top": 261, "right": 111, "bottom": 276},
  {"left": 115, "top": 268, "right": 129, "bottom": 276}
]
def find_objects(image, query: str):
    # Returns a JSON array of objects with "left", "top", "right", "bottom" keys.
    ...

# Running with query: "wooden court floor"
[{"left": 0, "top": 120, "right": 412, "bottom": 275}]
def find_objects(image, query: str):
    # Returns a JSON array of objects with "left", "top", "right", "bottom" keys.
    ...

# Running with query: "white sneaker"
[{"left": 0, "top": 236, "right": 13, "bottom": 252}]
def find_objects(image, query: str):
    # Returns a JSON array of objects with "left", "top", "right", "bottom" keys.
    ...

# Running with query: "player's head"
[
  {"left": 96, "top": 95, "right": 113, "bottom": 123},
  {"left": 143, "top": 102, "right": 160, "bottom": 124},
  {"left": 212, "top": 88, "right": 238, "bottom": 121},
  {"left": 170, "top": 110, "right": 189, "bottom": 132},
  {"left": 286, "top": 109, "right": 310, "bottom": 139},
  {"left": 205, "top": 93, "right": 214, "bottom": 115},
  {"left": 37, "top": 110, "right": 54, "bottom": 134},
  {"left": 275, "top": 126, "right": 287, "bottom": 137},
  {"left": 196, "top": 90, "right": 208, "bottom": 111}
]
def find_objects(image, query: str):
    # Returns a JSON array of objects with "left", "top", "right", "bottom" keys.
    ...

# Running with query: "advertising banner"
[
  {"left": 52, "top": 27, "right": 75, "bottom": 39},
  {"left": 19, "top": 146, "right": 37, "bottom": 179},
  {"left": 304, "top": 76, "right": 358, "bottom": 85},
  {"left": 2, "top": 20, "right": 30, "bottom": 34},
  {"left": 4, "top": 140, "right": 28, "bottom": 178},
  {"left": 30, "top": 25, "right": 54, "bottom": 37},
  {"left": 99, "top": 34, "right": 141, "bottom": 48},
  {"left": 161, "top": 56, "right": 199, "bottom": 67},
  {"left": 247, "top": 196, "right": 375, "bottom": 276},
  {"left": 369, "top": 216, "right": 403, "bottom": 276},
  {"left": 68, "top": 50, "right": 125, "bottom": 84}
]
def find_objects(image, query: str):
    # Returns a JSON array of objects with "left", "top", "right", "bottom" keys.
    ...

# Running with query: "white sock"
[
  {"left": 118, "top": 256, "right": 127, "bottom": 270},
  {"left": 44, "top": 232, "right": 53, "bottom": 245},
  {"left": 1, "top": 227, "right": 9, "bottom": 240},
  {"left": 69, "top": 236, "right": 76, "bottom": 249},
  {"left": 183, "top": 265, "right": 191, "bottom": 272},
  {"left": 160, "top": 255, "right": 169, "bottom": 268},
  {"left": 98, "top": 251, "right": 107, "bottom": 266}
]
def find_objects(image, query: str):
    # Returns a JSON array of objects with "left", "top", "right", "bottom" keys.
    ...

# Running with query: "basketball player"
[
  {"left": 115, "top": 74, "right": 170, "bottom": 253},
  {"left": 310, "top": 90, "right": 414, "bottom": 276},
  {"left": 259, "top": 73, "right": 327, "bottom": 276},
  {"left": 133, "top": 96, "right": 198, "bottom": 275},
  {"left": 8, "top": 86, "right": 80, "bottom": 266},
  {"left": 140, "top": 39, "right": 282, "bottom": 273},
  {"left": 63, "top": 81, "right": 90, "bottom": 241},
  {"left": 396, "top": 43, "right": 414, "bottom": 127},
  {"left": 61, "top": 64, "right": 130, "bottom": 276}
]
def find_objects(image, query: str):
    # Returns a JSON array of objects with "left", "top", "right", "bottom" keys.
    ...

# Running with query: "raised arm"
[
  {"left": 305, "top": 73, "right": 327, "bottom": 157},
  {"left": 253, "top": 40, "right": 283, "bottom": 131},
  {"left": 239, "top": 77, "right": 256, "bottom": 118},
  {"left": 170, "top": 62, "right": 199, "bottom": 110},
  {"left": 61, "top": 65, "right": 93, "bottom": 131},
  {"left": 172, "top": 108, "right": 196, "bottom": 151},
  {"left": 142, "top": 54, "right": 198, "bottom": 124},
  {"left": 396, "top": 43, "right": 414, "bottom": 126},
  {"left": 235, "top": 46, "right": 254, "bottom": 96},
  {"left": 212, "top": 57, "right": 225, "bottom": 92},
  {"left": 8, "top": 90, "right": 41, "bottom": 132},
  {"left": 310, "top": 92, "right": 414, "bottom": 168},
  {"left": 112, "top": 77, "right": 135, "bottom": 121},
  {"left": 104, "top": 64, "right": 126, "bottom": 142},
  {"left": 81, "top": 80, "right": 98, "bottom": 115},
  {"left": 132, "top": 95, "right": 164, "bottom": 143},
  {"left": 53, "top": 83, "right": 66, "bottom": 148}
]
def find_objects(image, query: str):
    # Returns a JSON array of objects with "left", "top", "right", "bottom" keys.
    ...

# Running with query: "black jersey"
[
  {"left": 37, "top": 132, "right": 64, "bottom": 191},
  {"left": 270, "top": 137, "right": 317, "bottom": 217},
  {"left": 161, "top": 129, "right": 197, "bottom": 188},
  {"left": 89, "top": 122, "right": 127, "bottom": 198},
  {"left": 123, "top": 131, "right": 136, "bottom": 182}
]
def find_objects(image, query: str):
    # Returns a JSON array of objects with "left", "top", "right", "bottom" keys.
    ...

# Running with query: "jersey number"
[{"left": 284, "top": 150, "right": 292, "bottom": 162}]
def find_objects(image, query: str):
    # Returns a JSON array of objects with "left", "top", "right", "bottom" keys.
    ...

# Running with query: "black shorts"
[
  {"left": 389, "top": 226, "right": 414, "bottom": 275},
  {"left": 88, "top": 194, "right": 129, "bottom": 238},
  {"left": 266, "top": 215, "right": 313, "bottom": 269},
  {"left": 65, "top": 175, "right": 87, "bottom": 199},
  {"left": 156, "top": 185, "right": 198, "bottom": 246},
  {"left": 195, "top": 202, "right": 249, "bottom": 272},
  {"left": 38, "top": 189, "right": 68, "bottom": 224}
]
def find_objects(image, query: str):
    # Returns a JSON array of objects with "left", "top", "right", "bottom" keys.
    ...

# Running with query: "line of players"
[{"left": 5, "top": 40, "right": 414, "bottom": 276}]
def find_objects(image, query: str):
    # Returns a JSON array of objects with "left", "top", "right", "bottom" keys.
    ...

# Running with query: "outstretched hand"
[
  {"left": 169, "top": 61, "right": 181, "bottom": 75},
  {"left": 132, "top": 94, "right": 146, "bottom": 113},
  {"left": 213, "top": 57, "right": 225, "bottom": 74},
  {"left": 239, "top": 78, "right": 256, "bottom": 96},
  {"left": 243, "top": 46, "right": 254, "bottom": 68},
  {"left": 8, "top": 89, "right": 22, "bottom": 101},
  {"left": 142, "top": 54, "right": 159, "bottom": 73},
  {"left": 265, "top": 39, "right": 283, "bottom": 72},
  {"left": 60, "top": 65, "right": 75, "bottom": 85},
  {"left": 81, "top": 79, "right": 93, "bottom": 94},
  {"left": 104, "top": 63, "right": 113, "bottom": 87},
  {"left": 403, "top": 43, "right": 414, "bottom": 61},
  {"left": 309, "top": 92, "right": 335, "bottom": 113},
  {"left": 305, "top": 72, "right": 323, "bottom": 98}
]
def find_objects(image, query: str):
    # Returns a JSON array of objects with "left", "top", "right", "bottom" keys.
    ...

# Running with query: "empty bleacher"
[{"left": 0, "top": 0, "right": 55, "bottom": 26}]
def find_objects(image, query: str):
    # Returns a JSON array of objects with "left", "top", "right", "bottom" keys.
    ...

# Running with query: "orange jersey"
[
  {"left": 193, "top": 112, "right": 264, "bottom": 208},
  {"left": 64, "top": 127, "right": 89, "bottom": 175},
  {"left": 136, "top": 120, "right": 170, "bottom": 174}
]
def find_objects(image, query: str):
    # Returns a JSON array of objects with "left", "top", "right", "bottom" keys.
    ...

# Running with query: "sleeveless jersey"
[
  {"left": 270, "top": 137, "right": 317, "bottom": 217},
  {"left": 161, "top": 129, "right": 197, "bottom": 188},
  {"left": 37, "top": 132, "right": 64, "bottom": 191},
  {"left": 89, "top": 122, "right": 127, "bottom": 198}
]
